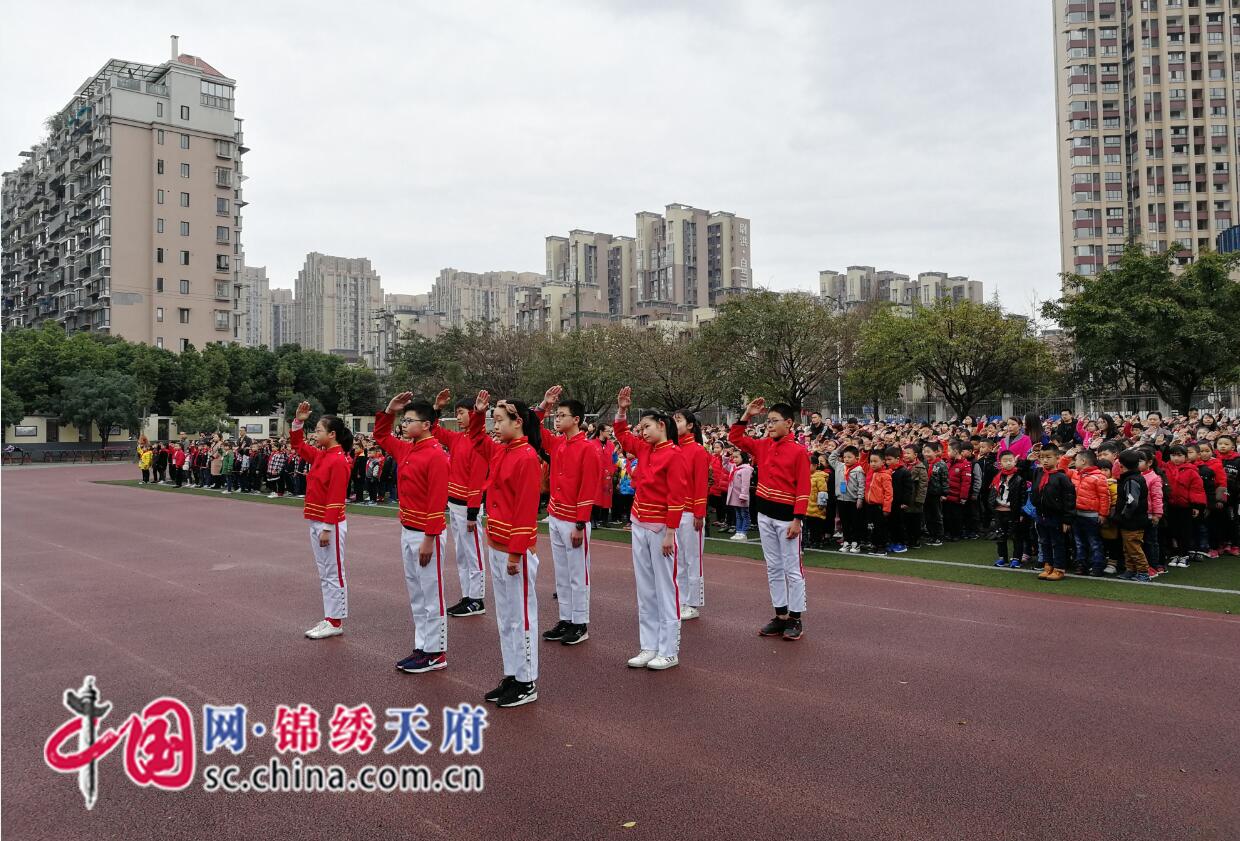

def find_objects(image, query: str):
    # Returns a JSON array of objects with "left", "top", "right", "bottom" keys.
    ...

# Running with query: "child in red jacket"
[
  {"left": 1164, "top": 445, "right": 1206, "bottom": 566},
  {"left": 944, "top": 442, "right": 972, "bottom": 541},
  {"left": 864, "top": 451, "right": 893, "bottom": 554}
]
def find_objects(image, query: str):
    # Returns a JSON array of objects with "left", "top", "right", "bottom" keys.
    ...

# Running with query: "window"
[
  {"left": 180, "top": 221, "right": 190, "bottom": 236},
  {"left": 156, "top": 218, "right": 165, "bottom": 233},
  {"left": 156, "top": 337, "right": 164, "bottom": 349},
  {"left": 215, "top": 139, "right": 233, "bottom": 158},
  {"left": 157, "top": 189, "right": 165, "bottom": 205},
  {"left": 157, "top": 159, "right": 164, "bottom": 175},
  {"left": 156, "top": 307, "right": 164, "bottom": 322},
  {"left": 180, "top": 279, "right": 190, "bottom": 294},
  {"left": 216, "top": 197, "right": 230, "bottom": 216},
  {"left": 215, "top": 254, "right": 230, "bottom": 272},
  {"left": 180, "top": 106, "right": 190, "bottom": 120},
  {"left": 157, "top": 102, "right": 164, "bottom": 118},
  {"left": 156, "top": 277, "right": 164, "bottom": 292},
  {"left": 178, "top": 308, "right": 190, "bottom": 324},
  {"left": 180, "top": 192, "right": 190, "bottom": 207},
  {"left": 216, "top": 226, "right": 229, "bottom": 243},
  {"left": 156, "top": 247, "right": 165, "bottom": 263},
  {"left": 179, "top": 250, "right": 190, "bottom": 266},
  {"left": 180, "top": 338, "right": 190, "bottom": 352},
  {"left": 214, "top": 310, "right": 230, "bottom": 331},
  {"left": 157, "top": 129, "right": 165, "bottom": 144},
  {"left": 180, "top": 133, "right": 189, "bottom": 150},
  {"left": 215, "top": 280, "right": 229, "bottom": 298},
  {"left": 215, "top": 167, "right": 232, "bottom": 187},
  {"left": 180, "top": 163, "right": 190, "bottom": 178}
]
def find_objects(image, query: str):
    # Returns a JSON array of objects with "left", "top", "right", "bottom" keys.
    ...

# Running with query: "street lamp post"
[{"left": 821, "top": 292, "right": 845, "bottom": 420}]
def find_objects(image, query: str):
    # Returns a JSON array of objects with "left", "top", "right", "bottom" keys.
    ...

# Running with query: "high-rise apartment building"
[
  {"left": 1, "top": 37, "right": 247, "bottom": 351},
  {"left": 236, "top": 262, "right": 268, "bottom": 348},
  {"left": 294, "top": 252, "right": 384, "bottom": 359},
  {"left": 1053, "top": 0, "right": 1239, "bottom": 282},
  {"left": 818, "top": 266, "right": 984, "bottom": 309},
  {"left": 269, "top": 286, "right": 296, "bottom": 349},
  {"left": 634, "top": 204, "right": 751, "bottom": 314},
  {"left": 544, "top": 230, "right": 635, "bottom": 328},
  {"left": 428, "top": 268, "right": 544, "bottom": 329}
]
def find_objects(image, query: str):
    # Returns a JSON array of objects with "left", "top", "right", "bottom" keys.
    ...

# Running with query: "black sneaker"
[
  {"left": 758, "top": 617, "right": 788, "bottom": 637},
  {"left": 445, "top": 598, "right": 472, "bottom": 618},
  {"left": 454, "top": 598, "right": 485, "bottom": 617},
  {"left": 560, "top": 624, "right": 589, "bottom": 646},
  {"left": 395, "top": 649, "right": 425, "bottom": 671},
  {"left": 485, "top": 676, "right": 515, "bottom": 703},
  {"left": 496, "top": 680, "right": 538, "bottom": 708},
  {"left": 542, "top": 620, "right": 570, "bottom": 641},
  {"left": 782, "top": 618, "right": 804, "bottom": 641}
]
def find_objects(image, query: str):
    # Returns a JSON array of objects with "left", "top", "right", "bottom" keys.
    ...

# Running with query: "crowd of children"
[{"left": 137, "top": 406, "right": 1239, "bottom": 585}]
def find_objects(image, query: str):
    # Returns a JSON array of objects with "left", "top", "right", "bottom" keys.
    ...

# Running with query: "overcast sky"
[{"left": 0, "top": 0, "right": 1060, "bottom": 314}]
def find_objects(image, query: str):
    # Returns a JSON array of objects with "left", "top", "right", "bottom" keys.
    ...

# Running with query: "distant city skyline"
[{"left": 0, "top": 2, "right": 1060, "bottom": 317}]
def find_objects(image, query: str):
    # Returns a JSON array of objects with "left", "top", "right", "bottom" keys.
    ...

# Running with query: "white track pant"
[
  {"left": 401, "top": 528, "right": 446, "bottom": 653},
  {"left": 757, "top": 513, "right": 806, "bottom": 613},
  {"left": 448, "top": 502, "right": 486, "bottom": 601},
  {"left": 631, "top": 525, "right": 681, "bottom": 658},
  {"left": 309, "top": 520, "right": 348, "bottom": 619},
  {"left": 488, "top": 546, "right": 539, "bottom": 682},
  {"left": 674, "top": 512, "right": 705, "bottom": 608},
  {"left": 548, "top": 518, "right": 591, "bottom": 624}
]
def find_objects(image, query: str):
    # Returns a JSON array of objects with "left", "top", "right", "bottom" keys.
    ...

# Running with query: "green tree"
[
  {"left": 0, "top": 322, "right": 68, "bottom": 412},
  {"left": 2, "top": 385, "right": 26, "bottom": 430},
  {"left": 283, "top": 394, "right": 324, "bottom": 422},
  {"left": 171, "top": 396, "right": 232, "bottom": 436},
  {"left": 56, "top": 370, "right": 140, "bottom": 449},
  {"left": 626, "top": 327, "right": 723, "bottom": 413},
  {"left": 857, "top": 299, "right": 1049, "bottom": 419},
  {"left": 1043, "top": 245, "right": 1240, "bottom": 414},
  {"left": 696, "top": 290, "right": 846, "bottom": 413},
  {"left": 519, "top": 325, "right": 633, "bottom": 414}
]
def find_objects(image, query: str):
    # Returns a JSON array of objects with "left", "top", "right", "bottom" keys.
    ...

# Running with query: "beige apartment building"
[
  {"left": 635, "top": 204, "right": 751, "bottom": 314},
  {"left": 544, "top": 230, "right": 636, "bottom": 329},
  {"left": 818, "top": 267, "right": 984, "bottom": 310},
  {"left": 1053, "top": 0, "right": 1239, "bottom": 282},
  {"left": 1, "top": 37, "right": 247, "bottom": 351},
  {"left": 295, "top": 252, "right": 384, "bottom": 359},
  {"left": 237, "top": 261, "right": 268, "bottom": 347},
  {"left": 428, "top": 268, "right": 545, "bottom": 329}
]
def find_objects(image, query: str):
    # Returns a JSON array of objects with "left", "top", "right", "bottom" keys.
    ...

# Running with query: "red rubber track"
[{"left": 3, "top": 465, "right": 1238, "bottom": 840}]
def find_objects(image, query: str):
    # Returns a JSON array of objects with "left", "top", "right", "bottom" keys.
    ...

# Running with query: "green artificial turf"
[{"left": 100, "top": 480, "right": 1240, "bottom": 615}]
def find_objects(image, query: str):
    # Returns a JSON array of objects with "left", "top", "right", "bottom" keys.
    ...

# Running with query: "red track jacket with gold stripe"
[
  {"left": 290, "top": 422, "right": 350, "bottom": 526},
  {"left": 468, "top": 410, "right": 542, "bottom": 553},
  {"left": 677, "top": 433, "right": 710, "bottom": 518},
  {"left": 373, "top": 411, "right": 449, "bottom": 535},
  {"left": 431, "top": 420, "right": 487, "bottom": 515},
  {"left": 727, "top": 421, "right": 811, "bottom": 519},
  {"left": 613, "top": 417, "right": 687, "bottom": 528},
  {"left": 543, "top": 429, "right": 603, "bottom": 524}
]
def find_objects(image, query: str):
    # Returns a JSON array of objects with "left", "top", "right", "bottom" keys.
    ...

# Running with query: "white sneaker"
[
  {"left": 646, "top": 655, "right": 679, "bottom": 671},
  {"left": 729, "top": 532, "right": 748, "bottom": 541},
  {"left": 305, "top": 620, "right": 343, "bottom": 639},
  {"left": 1103, "top": 564, "right": 1117, "bottom": 575},
  {"left": 627, "top": 649, "right": 658, "bottom": 668},
  {"left": 680, "top": 605, "right": 700, "bottom": 620},
  {"left": 268, "top": 492, "right": 278, "bottom": 498}
]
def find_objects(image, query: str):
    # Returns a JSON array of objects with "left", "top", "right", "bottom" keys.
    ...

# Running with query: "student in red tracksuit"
[
  {"left": 673, "top": 408, "right": 710, "bottom": 618},
  {"left": 468, "top": 390, "right": 546, "bottom": 709},
  {"left": 375, "top": 392, "right": 450, "bottom": 674},
  {"left": 1164, "top": 445, "right": 1206, "bottom": 566},
  {"left": 533, "top": 385, "right": 603, "bottom": 647},
  {"left": 289, "top": 401, "right": 353, "bottom": 640},
  {"left": 728, "top": 397, "right": 811, "bottom": 641},
  {"left": 613, "top": 386, "right": 688, "bottom": 671},
  {"left": 431, "top": 389, "right": 490, "bottom": 617}
]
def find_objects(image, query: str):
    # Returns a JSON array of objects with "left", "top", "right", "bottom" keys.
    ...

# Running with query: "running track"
[{"left": 3, "top": 464, "right": 1238, "bottom": 841}]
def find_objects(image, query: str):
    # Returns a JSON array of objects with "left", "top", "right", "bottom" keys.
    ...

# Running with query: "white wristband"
[{"left": 291, "top": 419, "right": 304, "bottom": 431}]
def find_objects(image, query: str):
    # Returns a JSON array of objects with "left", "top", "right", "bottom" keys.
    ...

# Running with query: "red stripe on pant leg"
[
  {"left": 799, "top": 533, "right": 804, "bottom": 575},
  {"left": 671, "top": 542, "right": 681, "bottom": 619},
  {"left": 521, "top": 553, "right": 530, "bottom": 632},
  {"left": 583, "top": 533, "right": 590, "bottom": 586},
  {"left": 334, "top": 528, "right": 343, "bottom": 587},
  {"left": 436, "top": 537, "right": 445, "bottom": 616},
  {"left": 472, "top": 527, "right": 483, "bottom": 571}
]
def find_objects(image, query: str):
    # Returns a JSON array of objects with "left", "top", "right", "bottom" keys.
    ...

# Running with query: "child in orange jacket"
[{"left": 863, "top": 451, "right": 893, "bottom": 554}]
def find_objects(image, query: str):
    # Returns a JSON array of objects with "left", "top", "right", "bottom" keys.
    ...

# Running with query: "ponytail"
[
  {"left": 1023, "top": 413, "right": 1041, "bottom": 442},
  {"left": 501, "top": 399, "right": 550, "bottom": 464},
  {"left": 319, "top": 415, "right": 354, "bottom": 452},
  {"left": 676, "top": 409, "right": 704, "bottom": 445}
]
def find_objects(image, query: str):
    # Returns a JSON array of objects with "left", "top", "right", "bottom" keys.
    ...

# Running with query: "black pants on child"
[
  {"left": 804, "top": 515, "right": 827, "bottom": 547},
  {"left": 864, "top": 502, "right": 887, "bottom": 548},
  {"left": 903, "top": 511, "right": 922, "bottom": 548},
  {"left": 839, "top": 502, "right": 862, "bottom": 544},
  {"left": 923, "top": 494, "right": 944, "bottom": 541},
  {"left": 887, "top": 508, "right": 905, "bottom": 546},
  {"left": 943, "top": 500, "right": 965, "bottom": 539},
  {"left": 993, "top": 510, "right": 1024, "bottom": 561}
]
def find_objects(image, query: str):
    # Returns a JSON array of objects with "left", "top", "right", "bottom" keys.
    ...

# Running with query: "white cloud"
[{"left": 0, "top": 0, "right": 1060, "bottom": 312}]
